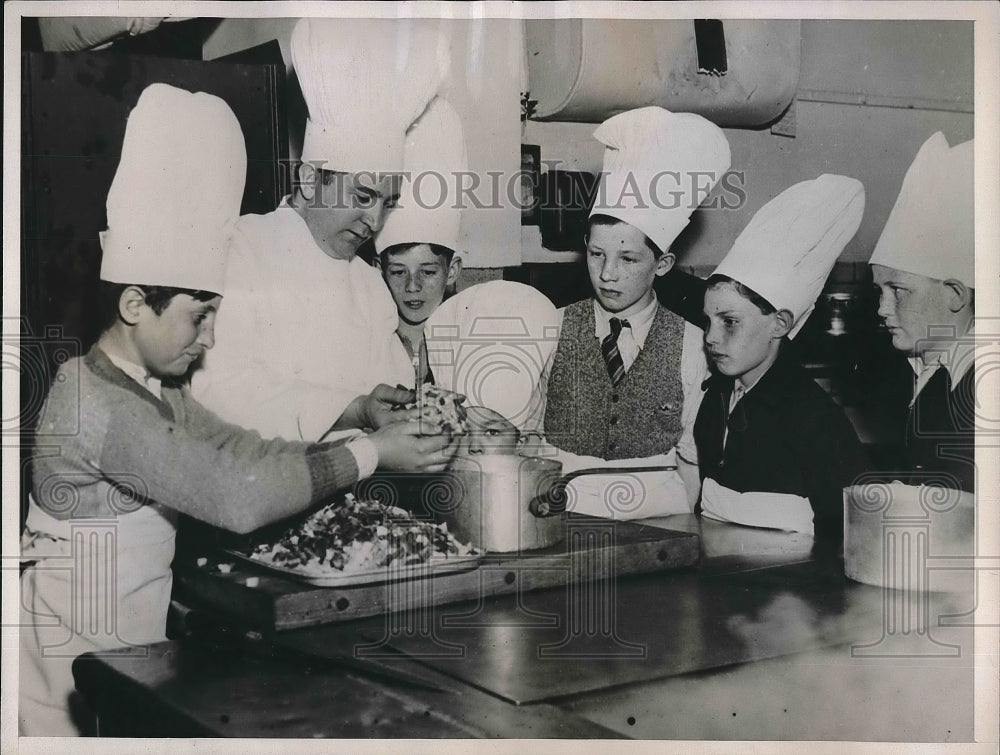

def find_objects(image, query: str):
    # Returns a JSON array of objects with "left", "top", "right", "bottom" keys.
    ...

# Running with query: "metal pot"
[
  {"left": 844, "top": 482, "right": 974, "bottom": 593},
  {"left": 441, "top": 454, "right": 566, "bottom": 553},
  {"left": 439, "top": 455, "right": 681, "bottom": 552}
]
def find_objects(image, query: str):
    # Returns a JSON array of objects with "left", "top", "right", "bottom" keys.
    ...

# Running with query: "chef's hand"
[
  {"left": 368, "top": 421, "right": 459, "bottom": 473},
  {"left": 336, "top": 385, "right": 415, "bottom": 431},
  {"left": 363, "top": 384, "right": 419, "bottom": 429}
]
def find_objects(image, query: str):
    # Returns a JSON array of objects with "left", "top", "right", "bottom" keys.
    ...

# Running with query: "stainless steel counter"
[{"left": 72, "top": 515, "right": 977, "bottom": 740}]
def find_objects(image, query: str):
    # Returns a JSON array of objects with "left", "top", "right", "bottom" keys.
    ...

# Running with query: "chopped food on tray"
[{"left": 247, "top": 494, "right": 478, "bottom": 576}]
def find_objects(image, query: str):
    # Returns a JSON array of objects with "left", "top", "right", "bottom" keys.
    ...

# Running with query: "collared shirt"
[
  {"left": 907, "top": 324, "right": 976, "bottom": 406},
  {"left": 728, "top": 369, "right": 767, "bottom": 417},
  {"left": 105, "top": 351, "right": 161, "bottom": 398},
  {"left": 723, "top": 367, "right": 769, "bottom": 445},
  {"left": 592, "top": 295, "right": 659, "bottom": 373},
  {"left": 694, "top": 346, "right": 872, "bottom": 539}
]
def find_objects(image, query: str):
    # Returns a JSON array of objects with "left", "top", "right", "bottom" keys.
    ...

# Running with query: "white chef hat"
[
  {"left": 869, "top": 132, "right": 974, "bottom": 288},
  {"left": 99, "top": 83, "right": 247, "bottom": 293},
  {"left": 291, "top": 18, "right": 450, "bottom": 174},
  {"left": 713, "top": 174, "right": 865, "bottom": 339},
  {"left": 425, "top": 281, "right": 561, "bottom": 430},
  {"left": 590, "top": 106, "right": 731, "bottom": 253},
  {"left": 375, "top": 97, "right": 468, "bottom": 257}
]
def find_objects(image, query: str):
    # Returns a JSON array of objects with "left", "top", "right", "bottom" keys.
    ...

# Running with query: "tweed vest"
[{"left": 544, "top": 299, "right": 686, "bottom": 459}]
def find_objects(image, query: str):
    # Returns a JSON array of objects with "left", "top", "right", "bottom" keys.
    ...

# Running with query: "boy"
[
  {"left": 374, "top": 96, "right": 467, "bottom": 386},
  {"left": 868, "top": 133, "right": 975, "bottom": 492},
  {"left": 20, "top": 84, "right": 453, "bottom": 736},
  {"left": 542, "top": 107, "right": 730, "bottom": 510},
  {"left": 459, "top": 406, "right": 523, "bottom": 456},
  {"left": 375, "top": 96, "right": 561, "bottom": 431},
  {"left": 694, "top": 174, "right": 871, "bottom": 539}
]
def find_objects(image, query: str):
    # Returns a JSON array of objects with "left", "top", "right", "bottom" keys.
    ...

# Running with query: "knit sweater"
[
  {"left": 31, "top": 346, "right": 360, "bottom": 534},
  {"left": 544, "top": 299, "right": 688, "bottom": 460}
]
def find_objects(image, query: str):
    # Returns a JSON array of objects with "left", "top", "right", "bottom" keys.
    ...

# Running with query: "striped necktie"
[{"left": 601, "top": 317, "right": 630, "bottom": 385}]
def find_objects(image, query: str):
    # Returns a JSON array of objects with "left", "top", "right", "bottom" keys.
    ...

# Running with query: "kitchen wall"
[
  {"left": 202, "top": 18, "right": 973, "bottom": 276},
  {"left": 524, "top": 19, "right": 973, "bottom": 271}
]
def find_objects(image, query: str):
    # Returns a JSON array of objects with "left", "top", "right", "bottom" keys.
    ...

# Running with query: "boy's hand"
[{"left": 368, "top": 420, "right": 459, "bottom": 473}]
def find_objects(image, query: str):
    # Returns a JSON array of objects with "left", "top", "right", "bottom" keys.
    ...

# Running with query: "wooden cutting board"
[{"left": 174, "top": 516, "right": 699, "bottom": 632}]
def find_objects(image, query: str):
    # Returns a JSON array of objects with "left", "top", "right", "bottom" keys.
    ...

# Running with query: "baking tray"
[{"left": 224, "top": 549, "right": 481, "bottom": 589}]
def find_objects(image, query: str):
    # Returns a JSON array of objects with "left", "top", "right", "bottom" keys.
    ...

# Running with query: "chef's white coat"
[{"left": 192, "top": 202, "right": 412, "bottom": 441}]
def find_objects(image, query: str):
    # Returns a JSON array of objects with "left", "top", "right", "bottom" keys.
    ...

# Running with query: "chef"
[
  {"left": 694, "top": 175, "right": 871, "bottom": 539},
  {"left": 539, "top": 106, "right": 728, "bottom": 518},
  {"left": 374, "top": 95, "right": 562, "bottom": 435},
  {"left": 868, "top": 132, "right": 976, "bottom": 492},
  {"left": 192, "top": 18, "right": 449, "bottom": 443}
]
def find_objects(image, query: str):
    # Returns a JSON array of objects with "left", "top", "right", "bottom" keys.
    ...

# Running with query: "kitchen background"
[{"left": 19, "top": 16, "right": 974, "bottom": 510}]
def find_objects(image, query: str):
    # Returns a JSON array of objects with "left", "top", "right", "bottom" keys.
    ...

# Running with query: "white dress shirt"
[
  {"left": 592, "top": 295, "right": 659, "bottom": 372},
  {"left": 907, "top": 324, "right": 976, "bottom": 406},
  {"left": 106, "top": 351, "right": 161, "bottom": 398}
]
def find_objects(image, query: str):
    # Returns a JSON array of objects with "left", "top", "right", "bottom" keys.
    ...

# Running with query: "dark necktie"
[{"left": 601, "top": 317, "right": 630, "bottom": 386}]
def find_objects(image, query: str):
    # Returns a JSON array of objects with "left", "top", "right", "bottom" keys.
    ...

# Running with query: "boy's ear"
[
  {"left": 372, "top": 255, "right": 383, "bottom": 273},
  {"left": 942, "top": 279, "right": 973, "bottom": 313},
  {"left": 118, "top": 286, "right": 147, "bottom": 325},
  {"left": 447, "top": 255, "right": 463, "bottom": 287},
  {"left": 297, "top": 162, "right": 317, "bottom": 202},
  {"left": 773, "top": 309, "right": 795, "bottom": 338},
  {"left": 654, "top": 251, "right": 676, "bottom": 277}
]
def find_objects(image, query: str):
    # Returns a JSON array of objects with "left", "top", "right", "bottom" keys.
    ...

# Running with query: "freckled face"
[
  {"left": 381, "top": 244, "right": 457, "bottom": 325},
  {"left": 586, "top": 222, "right": 672, "bottom": 317},
  {"left": 871, "top": 264, "right": 955, "bottom": 356}
]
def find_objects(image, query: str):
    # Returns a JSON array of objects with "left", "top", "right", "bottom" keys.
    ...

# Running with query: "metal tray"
[{"left": 224, "top": 549, "right": 481, "bottom": 588}]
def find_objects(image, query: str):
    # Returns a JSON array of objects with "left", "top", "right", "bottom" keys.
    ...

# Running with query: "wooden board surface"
[{"left": 174, "top": 516, "right": 699, "bottom": 632}]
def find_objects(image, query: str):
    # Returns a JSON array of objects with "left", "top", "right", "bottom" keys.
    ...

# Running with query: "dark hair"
[
  {"left": 98, "top": 282, "right": 218, "bottom": 332},
  {"left": 378, "top": 243, "right": 456, "bottom": 269},
  {"left": 706, "top": 274, "right": 777, "bottom": 315},
  {"left": 589, "top": 214, "right": 664, "bottom": 258}
]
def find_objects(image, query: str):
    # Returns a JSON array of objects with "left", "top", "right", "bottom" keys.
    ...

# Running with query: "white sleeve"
[
  {"left": 700, "top": 478, "right": 815, "bottom": 535},
  {"left": 677, "top": 321, "right": 708, "bottom": 465},
  {"left": 535, "top": 442, "right": 693, "bottom": 519}
]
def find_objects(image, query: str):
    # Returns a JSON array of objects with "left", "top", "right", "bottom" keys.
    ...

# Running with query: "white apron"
[{"left": 19, "top": 498, "right": 178, "bottom": 735}]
